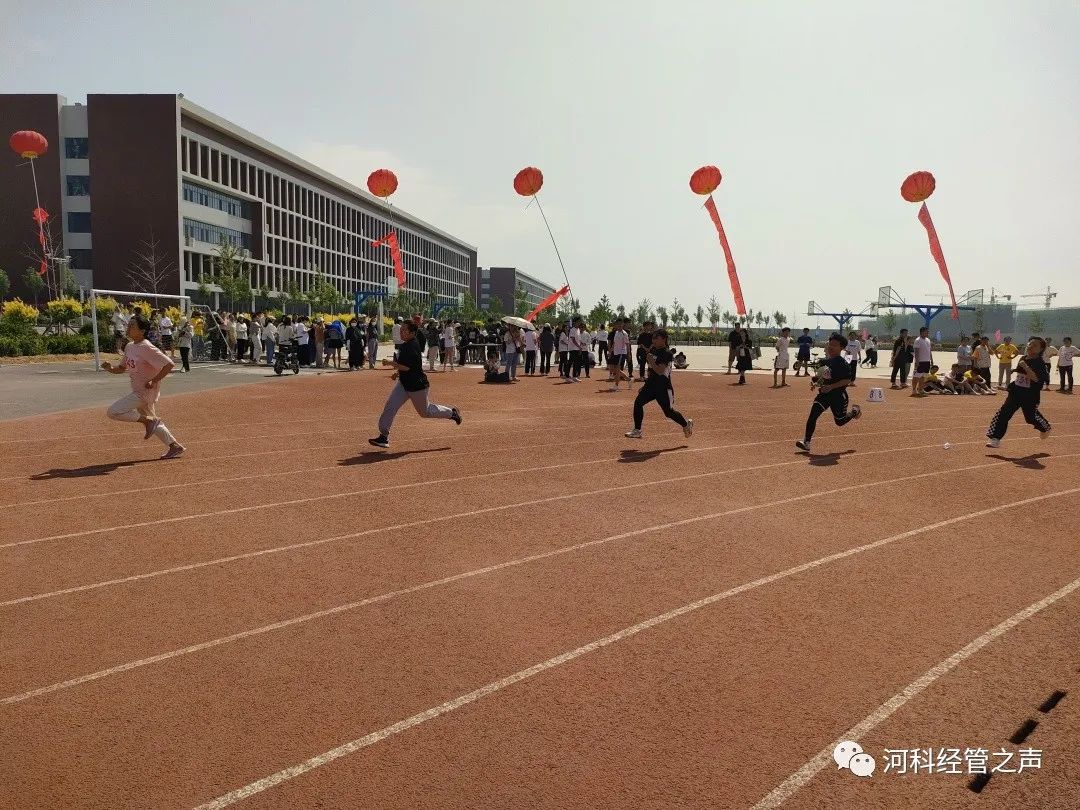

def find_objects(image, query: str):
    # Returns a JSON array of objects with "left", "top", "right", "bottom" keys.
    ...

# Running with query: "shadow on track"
[
  {"left": 339, "top": 447, "right": 450, "bottom": 466},
  {"left": 30, "top": 459, "right": 157, "bottom": 480},
  {"left": 801, "top": 449, "right": 857, "bottom": 467},
  {"left": 986, "top": 452, "right": 1050, "bottom": 470},
  {"left": 618, "top": 446, "right": 688, "bottom": 463}
]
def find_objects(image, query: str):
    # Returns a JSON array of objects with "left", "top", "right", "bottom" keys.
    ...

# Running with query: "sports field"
[{"left": 2, "top": 368, "right": 1077, "bottom": 808}]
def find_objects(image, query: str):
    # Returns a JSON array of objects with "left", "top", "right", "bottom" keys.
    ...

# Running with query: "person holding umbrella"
[{"left": 369, "top": 319, "right": 462, "bottom": 449}]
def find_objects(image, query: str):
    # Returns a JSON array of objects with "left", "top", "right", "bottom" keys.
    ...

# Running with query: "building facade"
[
  {"left": 470, "top": 266, "right": 556, "bottom": 314},
  {"left": 1, "top": 94, "right": 477, "bottom": 308}
]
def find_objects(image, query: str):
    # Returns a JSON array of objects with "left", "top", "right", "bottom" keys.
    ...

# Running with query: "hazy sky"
[{"left": 3, "top": 1, "right": 1077, "bottom": 324}]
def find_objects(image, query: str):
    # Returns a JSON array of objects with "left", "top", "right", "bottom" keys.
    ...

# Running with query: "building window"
[
  {"left": 66, "top": 175, "right": 90, "bottom": 196},
  {"left": 67, "top": 212, "right": 91, "bottom": 232},
  {"left": 69, "top": 249, "right": 92, "bottom": 270},
  {"left": 182, "top": 218, "right": 251, "bottom": 250},
  {"left": 64, "top": 138, "right": 89, "bottom": 159},
  {"left": 182, "top": 181, "right": 251, "bottom": 218}
]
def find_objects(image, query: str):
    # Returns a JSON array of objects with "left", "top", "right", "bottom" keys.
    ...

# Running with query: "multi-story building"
[
  {"left": 1, "top": 94, "right": 477, "bottom": 307},
  {"left": 470, "top": 266, "right": 556, "bottom": 314}
]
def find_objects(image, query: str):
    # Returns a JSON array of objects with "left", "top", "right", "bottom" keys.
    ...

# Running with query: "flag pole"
[
  {"left": 28, "top": 157, "right": 52, "bottom": 297},
  {"left": 532, "top": 194, "right": 573, "bottom": 313}
]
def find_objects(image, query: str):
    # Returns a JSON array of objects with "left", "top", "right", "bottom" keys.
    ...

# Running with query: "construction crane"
[{"left": 1018, "top": 286, "right": 1058, "bottom": 309}]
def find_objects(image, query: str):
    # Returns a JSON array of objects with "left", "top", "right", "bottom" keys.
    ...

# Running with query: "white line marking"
[
  {"left": 192, "top": 487, "right": 1080, "bottom": 809},
  {"left": 750, "top": 574, "right": 1080, "bottom": 809},
  {"left": 7, "top": 451, "right": 1078, "bottom": 704},
  {"left": 2, "top": 423, "right": 1021, "bottom": 550}
]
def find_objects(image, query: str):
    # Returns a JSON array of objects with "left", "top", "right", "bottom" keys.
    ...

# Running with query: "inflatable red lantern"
[
  {"left": 513, "top": 166, "right": 544, "bottom": 196},
  {"left": 9, "top": 130, "right": 48, "bottom": 159},
  {"left": 900, "top": 171, "right": 936, "bottom": 203},
  {"left": 366, "top": 169, "right": 398, "bottom": 198},
  {"left": 689, "top": 165, "right": 722, "bottom": 195}
]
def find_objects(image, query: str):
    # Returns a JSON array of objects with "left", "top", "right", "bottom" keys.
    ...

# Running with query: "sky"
[{"left": 2, "top": 0, "right": 1077, "bottom": 324}]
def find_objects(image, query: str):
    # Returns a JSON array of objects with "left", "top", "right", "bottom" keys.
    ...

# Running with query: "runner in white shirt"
[
  {"left": 773, "top": 327, "right": 792, "bottom": 388},
  {"left": 100, "top": 313, "right": 185, "bottom": 458}
]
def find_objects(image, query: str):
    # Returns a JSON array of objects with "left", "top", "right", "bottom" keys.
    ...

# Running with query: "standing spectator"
[
  {"left": 889, "top": 329, "right": 910, "bottom": 389},
  {"left": 773, "top": 326, "right": 792, "bottom": 387},
  {"left": 327, "top": 319, "right": 345, "bottom": 369},
  {"left": 295, "top": 316, "right": 311, "bottom": 366},
  {"left": 845, "top": 331, "right": 862, "bottom": 384},
  {"left": 235, "top": 316, "right": 249, "bottom": 363},
  {"left": 146, "top": 310, "right": 162, "bottom": 349},
  {"left": 861, "top": 335, "right": 877, "bottom": 367},
  {"left": 261, "top": 317, "right": 277, "bottom": 365},
  {"left": 366, "top": 317, "right": 380, "bottom": 368},
  {"left": 726, "top": 323, "right": 744, "bottom": 375},
  {"left": 794, "top": 328, "right": 813, "bottom": 377},
  {"left": 734, "top": 332, "right": 753, "bottom": 385},
  {"left": 912, "top": 326, "right": 934, "bottom": 396},
  {"left": 442, "top": 320, "right": 457, "bottom": 372},
  {"left": 112, "top": 304, "right": 130, "bottom": 354},
  {"left": 392, "top": 316, "right": 404, "bottom": 359},
  {"left": 504, "top": 324, "right": 523, "bottom": 381},
  {"left": 956, "top": 334, "right": 973, "bottom": 377},
  {"left": 523, "top": 324, "right": 538, "bottom": 375},
  {"left": 1056, "top": 336, "right": 1076, "bottom": 393},
  {"left": 557, "top": 325, "right": 570, "bottom": 378},
  {"left": 567, "top": 318, "right": 586, "bottom": 383},
  {"left": 224, "top": 312, "right": 237, "bottom": 361},
  {"left": 1042, "top": 338, "right": 1059, "bottom": 381},
  {"left": 425, "top": 320, "right": 441, "bottom": 371},
  {"left": 539, "top": 324, "right": 555, "bottom": 376},
  {"left": 277, "top": 316, "right": 294, "bottom": 362},
  {"left": 972, "top": 335, "right": 993, "bottom": 388},
  {"left": 177, "top": 316, "right": 193, "bottom": 373},
  {"left": 578, "top": 322, "right": 593, "bottom": 379},
  {"left": 250, "top": 314, "right": 263, "bottom": 364},
  {"left": 610, "top": 318, "right": 632, "bottom": 390},
  {"left": 346, "top": 318, "right": 365, "bottom": 371},
  {"left": 192, "top": 313, "right": 205, "bottom": 360},
  {"left": 594, "top": 324, "right": 608, "bottom": 367},
  {"left": 159, "top": 310, "right": 175, "bottom": 358},
  {"left": 314, "top": 318, "right": 327, "bottom": 368},
  {"left": 993, "top": 336, "right": 1020, "bottom": 390}
]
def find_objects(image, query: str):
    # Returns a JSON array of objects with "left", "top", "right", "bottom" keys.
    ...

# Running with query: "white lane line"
[
  {"left": 7, "top": 450, "right": 1078, "bottom": 704},
  {"left": 192, "top": 487, "right": 1080, "bottom": 809},
  {"left": 0, "top": 423, "right": 1000, "bottom": 551},
  {"left": 750, "top": 574, "right": 1080, "bottom": 809}
]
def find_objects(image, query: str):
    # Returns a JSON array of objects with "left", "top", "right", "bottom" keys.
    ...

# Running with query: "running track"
[{"left": 2, "top": 369, "right": 1078, "bottom": 809}]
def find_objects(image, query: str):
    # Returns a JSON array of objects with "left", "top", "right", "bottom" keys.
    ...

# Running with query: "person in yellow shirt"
[
  {"left": 964, "top": 368, "right": 995, "bottom": 395},
  {"left": 191, "top": 314, "right": 205, "bottom": 360},
  {"left": 994, "top": 337, "right": 1019, "bottom": 390}
]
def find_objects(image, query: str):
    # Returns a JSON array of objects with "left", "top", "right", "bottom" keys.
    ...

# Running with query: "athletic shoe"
[
  {"left": 608, "top": 387, "right": 619, "bottom": 392},
  {"left": 625, "top": 429, "right": 642, "bottom": 438},
  {"left": 985, "top": 438, "right": 1001, "bottom": 448},
  {"left": 144, "top": 419, "right": 161, "bottom": 440},
  {"left": 795, "top": 439, "right": 811, "bottom": 451},
  {"left": 683, "top": 419, "right": 694, "bottom": 438},
  {"left": 1041, "top": 427, "right": 1051, "bottom": 440},
  {"left": 850, "top": 405, "right": 862, "bottom": 420},
  {"left": 160, "top": 443, "right": 185, "bottom": 460},
  {"left": 368, "top": 435, "right": 390, "bottom": 449},
  {"left": 450, "top": 407, "right": 462, "bottom": 425}
]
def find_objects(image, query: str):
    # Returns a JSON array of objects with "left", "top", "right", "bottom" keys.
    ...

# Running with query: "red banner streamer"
[
  {"left": 703, "top": 196, "right": 746, "bottom": 317},
  {"left": 917, "top": 203, "right": 958, "bottom": 319},
  {"left": 372, "top": 232, "right": 406, "bottom": 290},
  {"left": 526, "top": 284, "right": 570, "bottom": 322}
]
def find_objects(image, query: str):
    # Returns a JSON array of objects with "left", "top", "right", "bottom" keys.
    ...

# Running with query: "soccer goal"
[{"left": 87, "top": 288, "right": 192, "bottom": 371}]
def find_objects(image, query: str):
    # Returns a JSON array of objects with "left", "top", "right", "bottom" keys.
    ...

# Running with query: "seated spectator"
[
  {"left": 483, "top": 355, "right": 512, "bottom": 383},
  {"left": 673, "top": 351, "right": 689, "bottom": 369},
  {"left": 963, "top": 368, "right": 996, "bottom": 395}
]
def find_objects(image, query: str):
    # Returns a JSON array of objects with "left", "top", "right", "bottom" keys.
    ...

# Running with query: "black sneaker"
[
  {"left": 450, "top": 407, "right": 462, "bottom": 425},
  {"left": 368, "top": 435, "right": 390, "bottom": 449}
]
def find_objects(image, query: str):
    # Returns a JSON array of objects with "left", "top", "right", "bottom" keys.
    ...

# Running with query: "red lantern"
[
  {"left": 689, "top": 165, "right": 722, "bottom": 195},
  {"left": 366, "top": 169, "right": 398, "bottom": 198},
  {"left": 513, "top": 167, "right": 544, "bottom": 196},
  {"left": 900, "top": 171, "right": 936, "bottom": 203},
  {"left": 9, "top": 130, "right": 48, "bottom": 159},
  {"left": 32, "top": 207, "right": 49, "bottom": 224}
]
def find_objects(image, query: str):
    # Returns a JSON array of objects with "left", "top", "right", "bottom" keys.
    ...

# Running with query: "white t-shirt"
[
  {"left": 276, "top": 324, "right": 293, "bottom": 345},
  {"left": 112, "top": 311, "right": 129, "bottom": 333},
  {"left": 845, "top": 340, "right": 861, "bottom": 362},
  {"left": 558, "top": 333, "right": 569, "bottom": 351},
  {"left": 1043, "top": 345, "right": 1059, "bottom": 363},
  {"left": 392, "top": 324, "right": 402, "bottom": 344},
  {"left": 123, "top": 339, "right": 171, "bottom": 402},
  {"left": 612, "top": 330, "right": 630, "bottom": 355},
  {"left": 568, "top": 327, "right": 583, "bottom": 351},
  {"left": 442, "top": 326, "right": 456, "bottom": 347},
  {"left": 1057, "top": 345, "right": 1078, "bottom": 367},
  {"left": 578, "top": 330, "right": 592, "bottom": 351},
  {"left": 295, "top": 324, "right": 310, "bottom": 345},
  {"left": 776, "top": 336, "right": 791, "bottom": 360},
  {"left": 159, "top": 316, "right": 173, "bottom": 336},
  {"left": 524, "top": 330, "right": 538, "bottom": 351},
  {"left": 236, "top": 321, "right": 248, "bottom": 340},
  {"left": 972, "top": 344, "right": 991, "bottom": 368},
  {"left": 956, "top": 344, "right": 972, "bottom": 366},
  {"left": 863, "top": 338, "right": 875, "bottom": 351},
  {"left": 504, "top": 332, "right": 518, "bottom": 354},
  {"left": 914, "top": 336, "right": 933, "bottom": 364}
]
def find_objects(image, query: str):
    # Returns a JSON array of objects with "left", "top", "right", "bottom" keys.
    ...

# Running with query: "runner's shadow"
[
  {"left": 802, "top": 449, "right": 857, "bottom": 467},
  {"left": 339, "top": 447, "right": 450, "bottom": 466},
  {"left": 618, "top": 446, "right": 688, "bottom": 463},
  {"left": 987, "top": 452, "right": 1050, "bottom": 470},
  {"left": 30, "top": 459, "right": 156, "bottom": 480}
]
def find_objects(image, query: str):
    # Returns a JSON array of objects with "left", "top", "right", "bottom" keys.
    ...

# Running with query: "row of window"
[
  {"left": 183, "top": 218, "right": 252, "bottom": 250},
  {"left": 180, "top": 133, "right": 472, "bottom": 272},
  {"left": 65, "top": 137, "right": 89, "bottom": 159},
  {"left": 66, "top": 175, "right": 90, "bottom": 196},
  {"left": 182, "top": 181, "right": 251, "bottom": 219}
]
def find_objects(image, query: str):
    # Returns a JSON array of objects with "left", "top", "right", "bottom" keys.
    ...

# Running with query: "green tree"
[
  {"left": 459, "top": 291, "right": 481, "bottom": 323},
  {"left": 773, "top": 310, "right": 787, "bottom": 332},
  {"left": 656, "top": 305, "right": 669, "bottom": 327},
  {"left": 588, "top": 294, "right": 615, "bottom": 327},
  {"left": 513, "top": 284, "right": 531, "bottom": 318},
  {"left": 0, "top": 268, "right": 9, "bottom": 300},
  {"left": 615, "top": 303, "right": 626, "bottom": 318},
  {"left": 721, "top": 310, "right": 734, "bottom": 328},
  {"left": 881, "top": 309, "right": 898, "bottom": 335},
  {"left": 694, "top": 305, "right": 704, "bottom": 329},
  {"left": 632, "top": 298, "right": 653, "bottom": 326},
  {"left": 973, "top": 306, "right": 986, "bottom": 334},
  {"left": 487, "top": 295, "right": 505, "bottom": 320},
  {"left": 707, "top": 297, "right": 721, "bottom": 331},
  {"left": 1028, "top": 311, "right": 1044, "bottom": 335},
  {"left": 210, "top": 239, "right": 253, "bottom": 311},
  {"left": 22, "top": 268, "right": 46, "bottom": 308},
  {"left": 307, "top": 270, "right": 346, "bottom": 314},
  {"left": 670, "top": 299, "right": 686, "bottom": 332}
]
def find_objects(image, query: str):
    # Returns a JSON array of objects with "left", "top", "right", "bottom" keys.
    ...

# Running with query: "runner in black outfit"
[
  {"left": 986, "top": 337, "right": 1051, "bottom": 447},
  {"left": 796, "top": 333, "right": 862, "bottom": 452},
  {"left": 625, "top": 329, "right": 693, "bottom": 439}
]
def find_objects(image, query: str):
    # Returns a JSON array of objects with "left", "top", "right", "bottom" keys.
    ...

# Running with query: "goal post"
[{"left": 88, "top": 288, "right": 192, "bottom": 371}]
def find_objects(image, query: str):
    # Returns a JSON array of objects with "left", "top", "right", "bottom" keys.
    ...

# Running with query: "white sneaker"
[
  {"left": 795, "top": 439, "right": 811, "bottom": 451},
  {"left": 986, "top": 438, "right": 1001, "bottom": 448},
  {"left": 683, "top": 418, "right": 694, "bottom": 438},
  {"left": 1041, "top": 428, "right": 1051, "bottom": 440},
  {"left": 625, "top": 428, "right": 642, "bottom": 438}
]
